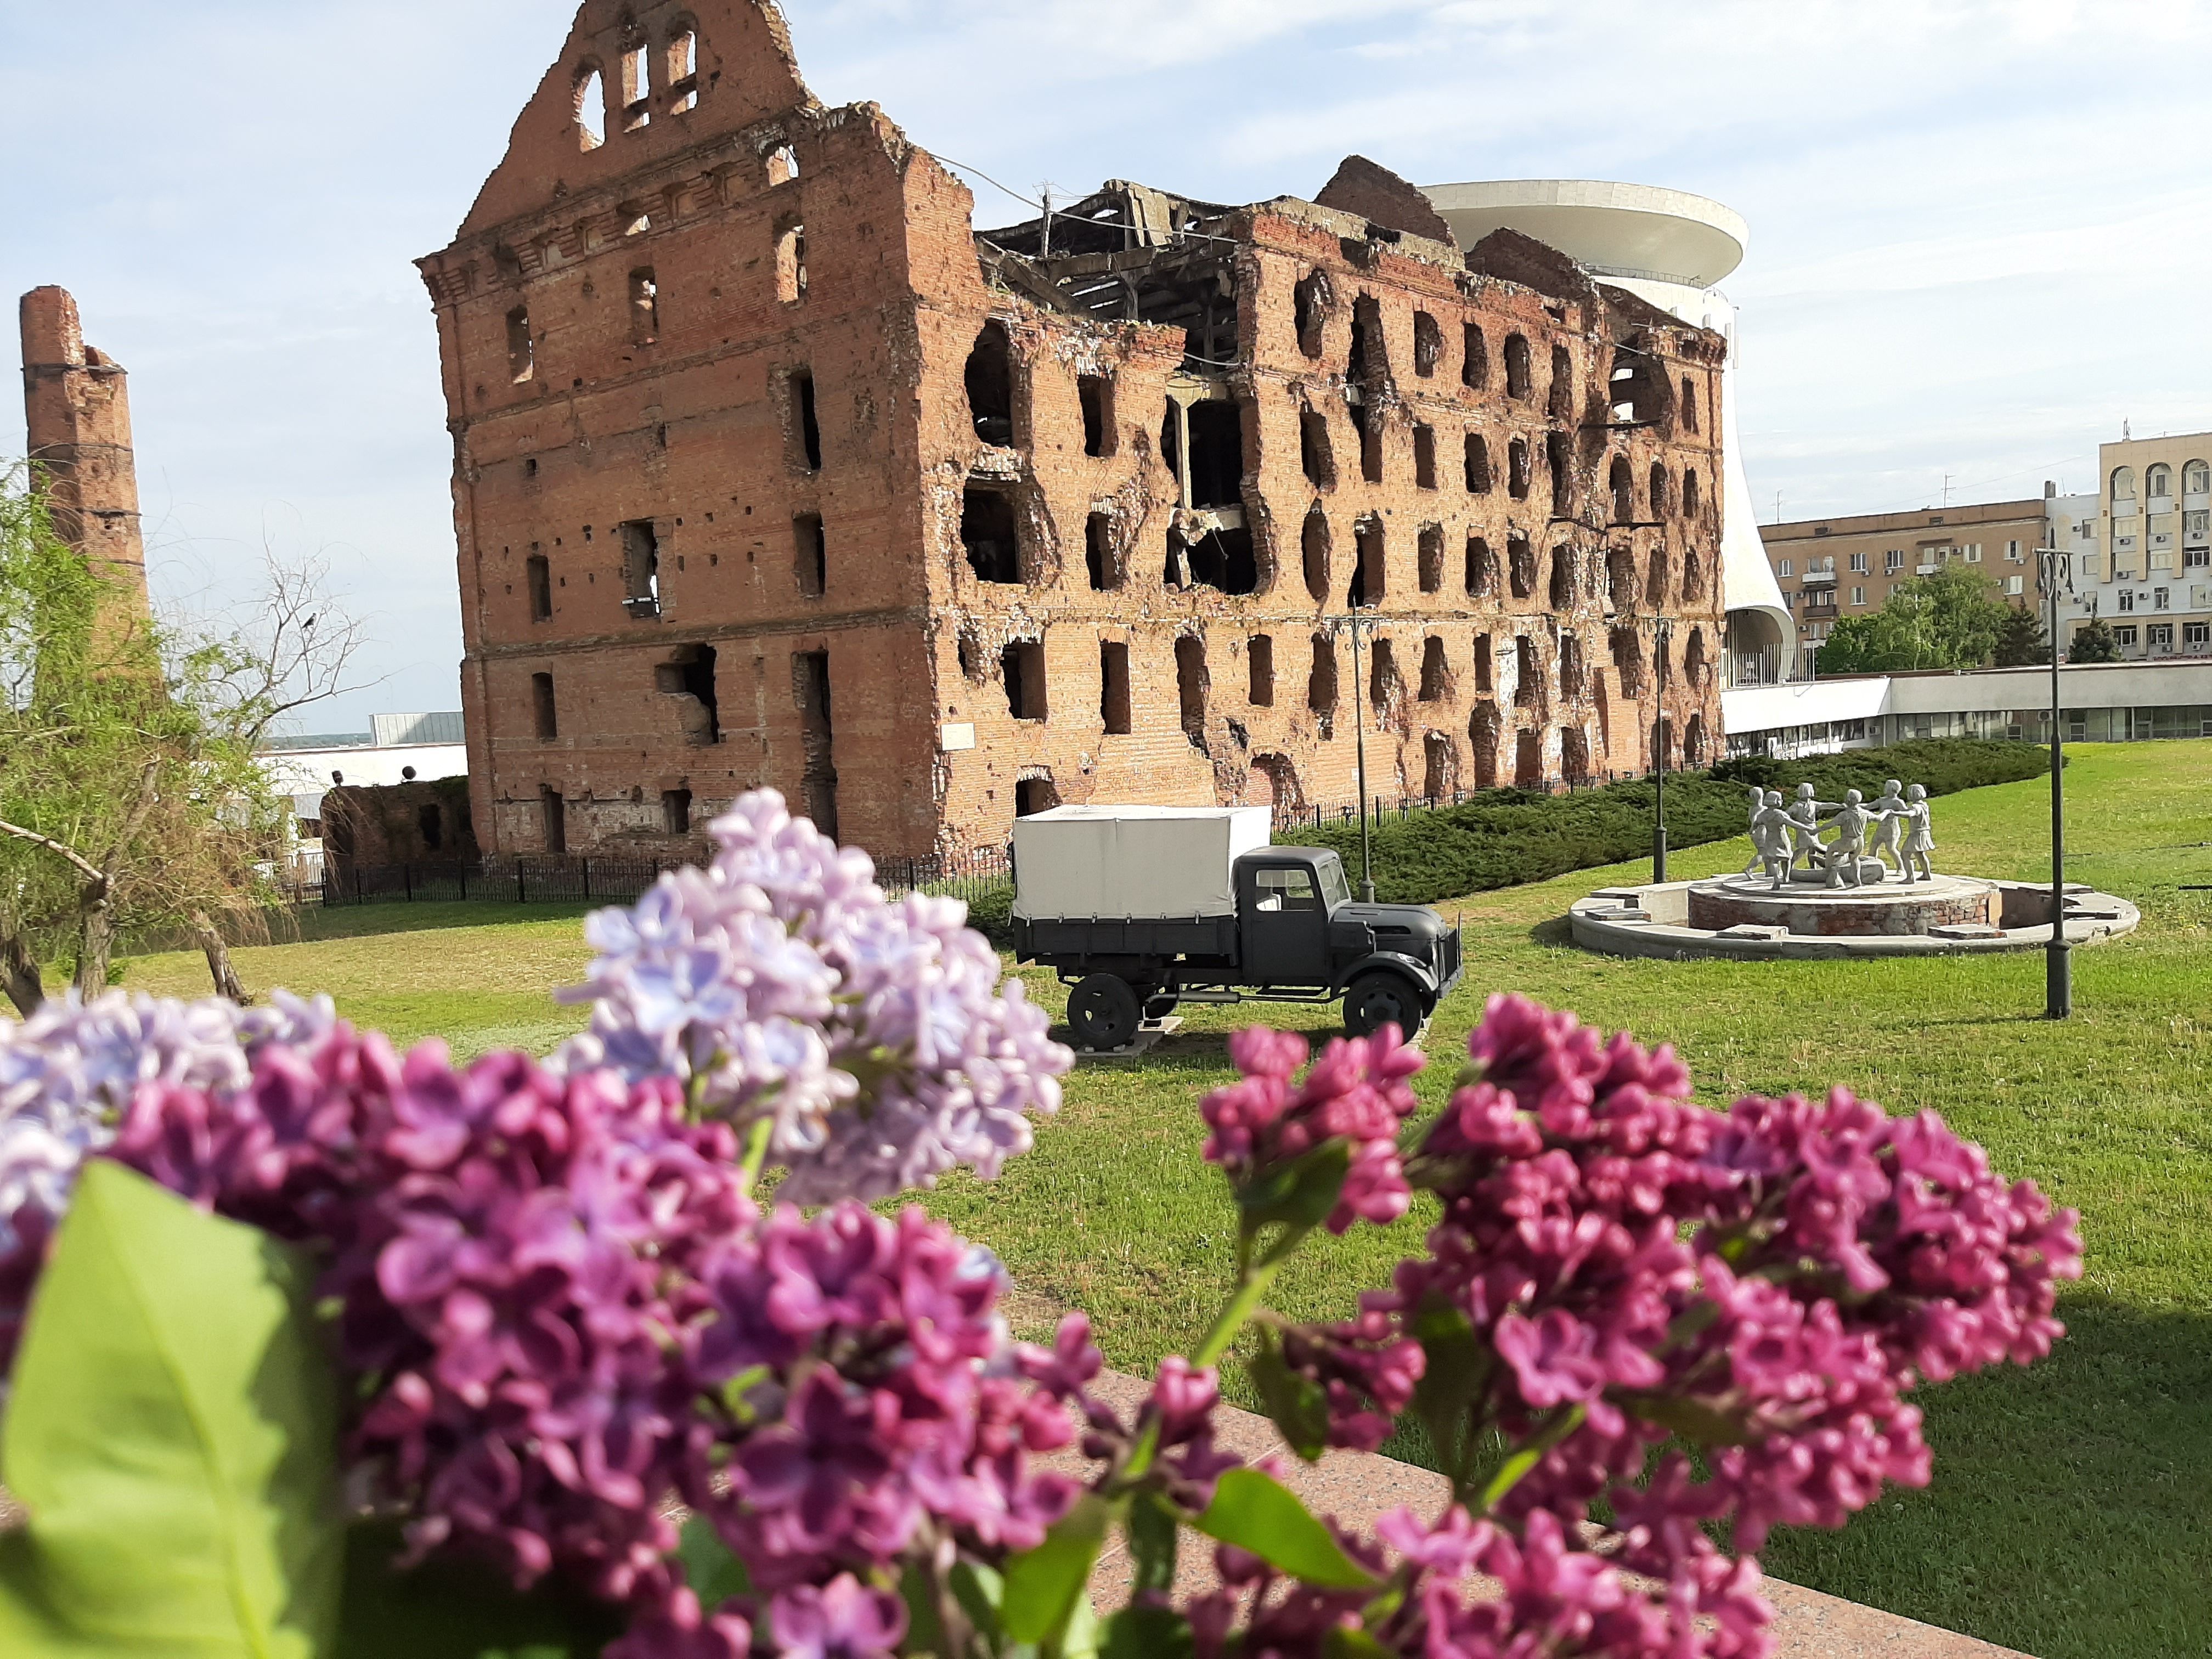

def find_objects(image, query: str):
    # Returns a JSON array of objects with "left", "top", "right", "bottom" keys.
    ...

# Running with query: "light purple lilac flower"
[{"left": 559, "top": 790, "right": 1070, "bottom": 1204}]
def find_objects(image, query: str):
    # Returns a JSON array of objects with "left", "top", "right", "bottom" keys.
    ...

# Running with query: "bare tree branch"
[{"left": 0, "top": 817, "right": 102, "bottom": 884}]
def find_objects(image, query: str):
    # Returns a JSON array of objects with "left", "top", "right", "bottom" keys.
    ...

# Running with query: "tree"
[
  {"left": 1810, "top": 565, "right": 2013, "bottom": 675},
  {"left": 1992, "top": 603, "right": 2050, "bottom": 667},
  {"left": 2068, "top": 614, "right": 2125, "bottom": 664},
  {"left": 0, "top": 464, "right": 365, "bottom": 1013}
]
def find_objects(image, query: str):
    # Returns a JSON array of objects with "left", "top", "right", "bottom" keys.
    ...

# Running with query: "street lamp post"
[
  {"left": 1647, "top": 611, "right": 1675, "bottom": 883},
  {"left": 2040, "top": 543, "right": 2073, "bottom": 1019},
  {"left": 1346, "top": 612, "right": 1376, "bottom": 901}
]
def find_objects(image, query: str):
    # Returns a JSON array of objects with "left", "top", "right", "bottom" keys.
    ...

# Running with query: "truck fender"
[{"left": 1332, "top": 951, "right": 1439, "bottom": 1001}]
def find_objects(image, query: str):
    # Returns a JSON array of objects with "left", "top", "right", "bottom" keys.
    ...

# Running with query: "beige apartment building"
[
  {"left": 1758, "top": 498, "right": 2045, "bottom": 663},
  {"left": 2068, "top": 432, "right": 2212, "bottom": 659}
]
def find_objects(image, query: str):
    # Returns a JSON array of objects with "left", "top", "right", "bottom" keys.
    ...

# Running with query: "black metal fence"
[{"left": 322, "top": 847, "right": 1015, "bottom": 911}]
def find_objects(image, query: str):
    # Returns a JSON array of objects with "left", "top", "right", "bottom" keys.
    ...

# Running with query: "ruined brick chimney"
[{"left": 19, "top": 286, "right": 153, "bottom": 634}]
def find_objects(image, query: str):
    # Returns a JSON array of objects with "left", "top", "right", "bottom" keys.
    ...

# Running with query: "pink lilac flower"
[
  {"left": 1201, "top": 1024, "right": 1425, "bottom": 1233},
  {"left": 558, "top": 791, "right": 1071, "bottom": 1205},
  {"left": 770, "top": 1575, "right": 908, "bottom": 1659}
]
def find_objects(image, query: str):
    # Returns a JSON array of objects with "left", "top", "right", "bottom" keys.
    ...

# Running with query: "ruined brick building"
[
  {"left": 19, "top": 287, "right": 154, "bottom": 644},
  {"left": 419, "top": 0, "right": 1728, "bottom": 861}
]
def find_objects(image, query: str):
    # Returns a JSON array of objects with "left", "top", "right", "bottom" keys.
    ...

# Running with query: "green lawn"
[{"left": 120, "top": 742, "right": 2212, "bottom": 1659}]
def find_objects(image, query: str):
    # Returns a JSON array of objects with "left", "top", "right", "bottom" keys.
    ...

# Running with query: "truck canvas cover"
[{"left": 1011, "top": 805, "right": 1272, "bottom": 921}]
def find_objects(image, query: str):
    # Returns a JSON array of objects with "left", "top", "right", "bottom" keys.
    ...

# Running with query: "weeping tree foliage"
[
  {"left": 1813, "top": 565, "right": 2016, "bottom": 676},
  {"left": 0, "top": 464, "right": 360, "bottom": 1013}
]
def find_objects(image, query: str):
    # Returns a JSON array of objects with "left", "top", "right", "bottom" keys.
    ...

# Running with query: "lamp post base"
[
  {"left": 2046, "top": 938, "right": 2073, "bottom": 1019},
  {"left": 1653, "top": 826, "right": 1669, "bottom": 885}
]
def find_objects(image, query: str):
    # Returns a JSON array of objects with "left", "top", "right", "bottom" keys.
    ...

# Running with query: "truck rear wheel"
[
  {"left": 1342, "top": 970, "right": 1423, "bottom": 1040},
  {"left": 1068, "top": 974, "right": 1142, "bottom": 1051}
]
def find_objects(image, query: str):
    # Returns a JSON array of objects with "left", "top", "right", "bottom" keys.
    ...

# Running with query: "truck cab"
[{"left": 1006, "top": 806, "right": 1463, "bottom": 1051}]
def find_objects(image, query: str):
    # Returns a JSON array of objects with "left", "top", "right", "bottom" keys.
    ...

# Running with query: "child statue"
[
  {"left": 1868, "top": 778, "right": 1908, "bottom": 881},
  {"left": 1784, "top": 782, "right": 1840, "bottom": 878},
  {"left": 1898, "top": 783, "right": 1937, "bottom": 883},
  {"left": 1815, "top": 789, "right": 1881, "bottom": 889},
  {"left": 1741, "top": 785, "right": 1770, "bottom": 877},
  {"left": 1750, "top": 790, "right": 1797, "bottom": 890}
]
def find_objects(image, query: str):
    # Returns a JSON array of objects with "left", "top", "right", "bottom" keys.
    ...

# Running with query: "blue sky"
[{"left": 3, "top": 0, "right": 2208, "bottom": 730}]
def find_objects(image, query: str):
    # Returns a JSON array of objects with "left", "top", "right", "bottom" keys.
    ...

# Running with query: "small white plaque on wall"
[{"left": 940, "top": 722, "right": 977, "bottom": 752}]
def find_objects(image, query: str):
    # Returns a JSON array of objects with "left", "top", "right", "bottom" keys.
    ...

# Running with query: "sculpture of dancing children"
[
  {"left": 1897, "top": 783, "right": 1937, "bottom": 883},
  {"left": 1741, "top": 785, "right": 1771, "bottom": 877},
  {"left": 1750, "top": 790, "right": 1797, "bottom": 890},
  {"left": 1815, "top": 789, "right": 1882, "bottom": 889},
  {"left": 1867, "top": 778, "right": 1908, "bottom": 881},
  {"left": 1784, "top": 782, "right": 1840, "bottom": 878}
]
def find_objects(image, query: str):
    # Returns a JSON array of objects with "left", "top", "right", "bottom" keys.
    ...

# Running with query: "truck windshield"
[{"left": 1317, "top": 857, "right": 1352, "bottom": 907}]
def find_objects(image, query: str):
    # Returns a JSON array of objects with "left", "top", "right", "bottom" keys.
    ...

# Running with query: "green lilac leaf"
[
  {"left": 1126, "top": 1489, "right": 1181, "bottom": 1596},
  {"left": 334, "top": 1521, "right": 624, "bottom": 1657},
  {"left": 1190, "top": 1469, "right": 1376, "bottom": 1590},
  {"left": 1000, "top": 1493, "right": 1115, "bottom": 1644},
  {"left": 1249, "top": 1340, "right": 1333, "bottom": 1463},
  {"left": 1100, "top": 1605, "right": 1195, "bottom": 1659},
  {"left": 1236, "top": 1139, "right": 1352, "bottom": 1231}
]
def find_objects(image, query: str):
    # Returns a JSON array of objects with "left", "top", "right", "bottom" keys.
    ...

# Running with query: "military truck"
[{"left": 1008, "top": 805, "right": 1464, "bottom": 1051}]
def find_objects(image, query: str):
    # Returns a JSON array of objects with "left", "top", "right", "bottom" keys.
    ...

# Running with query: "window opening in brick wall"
[
  {"left": 1086, "top": 512, "right": 1120, "bottom": 590},
  {"left": 788, "top": 368, "right": 821, "bottom": 470},
  {"left": 1649, "top": 462, "right": 1669, "bottom": 518},
  {"left": 1561, "top": 727, "right": 1590, "bottom": 786},
  {"left": 1593, "top": 670, "right": 1609, "bottom": 753},
  {"left": 1079, "top": 376, "right": 1114, "bottom": 456},
  {"left": 1607, "top": 546, "right": 1635, "bottom": 613},
  {"left": 1413, "top": 424, "right": 1438, "bottom": 489},
  {"left": 1418, "top": 524, "right": 1444, "bottom": 594},
  {"left": 961, "top": 488, "right": 1020, "bottom": 583},
  {"left": 1546, "top": 431, "right": 1573, "bottom": 515},
  {"left": 1248, "top": 634, "right": 1276, "bottom": 706},
  {"left": 1302, "top": 507, "right": 1331, "bottom": 603},
  {"left": 1099, "top": 640, "right": 1131, "bottom": 733},
  {"left": 416, "top": 803, "right": 444, "bottom": 851},
  {"left": 966, "top": 322, "right": 1014, "bottom": 443},
  {"left": 1470, "top": 702, "right": 1500, "bottom": 787},
  {"left": 957, "top": 630, "right": 983, "bottom": 680},
  {"left": 1252, "top": 752, "right": 1302, "bottom": 810},
  {"left": 1175, "top": 636, "right": 1208, "bottom": 748},
  {"left": 793, "top": 650, "right": 838, "bottom": 839},
  {"left": 1308, "top": 633, "right": 1338, "bottom": 719},
  {"left": 1680, "top": 376, "right": 1698, "bottom": 433},
  {"left": 1610, "top": 455, "right": 1633, "bottom": 524},
  {"left": 774, "top": 219, "right": 806, "bottom": 304},
  {"left": 506, "top": 306, "right": 535, "bottom": 383},
  {"left": 1609, "top": 349, "right": 1661, "bottom": 424},
  {"left": 1504, "top": 334, "right": 1532, "bottom": 399},
  {"left": 620, "top": 41, "right": 651, "bottom": 129},
  {"left": 656, "top": 645, "right": 721, "bottom": 744},
  {"left": 663, "top": 788, "right": 692, "bottom": 834},
  {"left": 1419, "top": 635, "right": 1448, "bottom": 701},
  {"left": 1300, "top": 409, "right": 1335, "bottom": 489},
  {"left": 1015, "top": 777, "right": 1059, "bottom": 817},
  {"left": 1465, "top": 432, "right": 1492, "bottom": 493},
  {"left": 527, "top": 554, "right": 552, "bottom": 620},
  {"left": 1349, "top": 517, "right": 1385, "bottom": 607},
  {"left": 1424, "top": 731, "right": 1455, "bottom": 800},
  {"left": 574, "top": 66, "right": 606, "bottom": 150},
  {"left": 1466, "top": 537, "right": 1497, "bottom": 599},
  {"left": 1515, "top": 727, "right": 1542, "bottom": 788},
  {"left": 667, "top": 28, "right": 699, "bottom": 113},
  {"left": 793, "top": 514, "right": 826, "bottom": 597},
  {"left": 1462, "top": 322, "right": 1488, "bottom": 388},
  {"left": 1609, "top": 625, "right": 1645, "bottom": 697},
  {"left": 1548, "top": 343, "right": 1575, "bottom": 420},
  {"left": 1369, "top": 637, "right": 1400, "bottom": 717},
  {"left": 1508, "top": 437, "right": 1531, "bottom": 500},
  {"left": 1351, "top": 399, "right": 1383, "bottom": 483},
  {"left": 1413, "top": 311, "right": 1442, "bottom": 377},
  {"left": 1559, "top": 633, "right": 1585, "bottom": 699},
  {"left": 1508, "top": 533, "right": 1535, "bottom": 599},
  {"left": 1683, "top": 469, "right": 1701, "bottom": 520},
  {"left": 1684, "top": 712, "right": 1708, "bottom": 769},
  {"left": 1645, "top": 545, "right": 1671, "bottom": 607},
  {"left": 532, "top": 672, "right": 558, "bottom": 741},
  {"left": 1683, "top": 546, "right": 1706, "bottom": 604},
  {"left": 1686, "top": 627, "right": 1709, "bottom": 687},
  {"left": 1549, "top": 542, "right": 1576, "bottom": 609},
  {"left": 540, "top": 786, "right": 567, "bottom": 855},
  {"left": 766, "top": 144, "right": 798, "bottom": 184},
  {"left": 1002, "top": 641, "right": 1047, "bottom": 720},
  {"left": 1294, "top": 269, "right": 1330, "bottom": 358},
  {"left": 1173, "top": 524, "right": 1257, "bottom": 596},
  {"left": 628, "top": 268, "right": 659, "bottom": 344},
  {"left": 1472, "top": 633, "right": 1494, "bottom": 692},
  {"left": 619, "top": 520, "right": 661, "bottom": 617},
  {"left": 1349, "top": 295, "right": 1387, "bottom": 383}
]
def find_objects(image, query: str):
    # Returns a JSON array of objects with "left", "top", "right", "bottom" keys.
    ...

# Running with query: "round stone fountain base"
[{"left": 1569, "top": 877, "right": 2138, "bottom": 961}]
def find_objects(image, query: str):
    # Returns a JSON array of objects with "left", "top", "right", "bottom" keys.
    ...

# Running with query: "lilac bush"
[{"left": 0, "top": 792, "right": 2083, "bottom": 1659}]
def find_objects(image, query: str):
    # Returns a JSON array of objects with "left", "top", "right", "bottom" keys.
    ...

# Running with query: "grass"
[{"left": 116, "top": 742, "right": 2212, "bottom": 1659}]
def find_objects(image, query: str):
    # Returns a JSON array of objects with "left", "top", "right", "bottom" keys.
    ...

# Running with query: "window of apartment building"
[
  {"left": 1461, "top": 323, "right": 1488, "bottom": 388},
  {"left": 2186, "top": 460, "right": 2211, "bottom": 496},
  {"left": 1886, "top": 548, "right": 1905, "bottom": 572},
  {"left": 1464, "top": 432, "right": 1492, "bottom": 493},
  {"left": 2005, "top": 539, "right": 2022, "bottom": 562},
  {"left": 1002, "top": 641, "right": 1047, "bottom": 720},
  {"left": 1413, "top": 424, "right": 1438, "bottom": 489},
  {"left": 2185, "top": 510, "right": 2210, "bottom": 541},
  {"left": 2114, "top": 625, "right": 2140, "bottom": 646},
  {"left": 629, "top": 269, "right": 659, "bottom": 343},
  {"left": 2149, "top": 623, "right": 2175, "bottom": 650},
  {"left": 1300, "top": 409, "right": 1335, "bottom": 489},
  {"left": 1778, "top": 558, "right": 1793, "bottom": 577},
  {"left": 2187, "top": 546, "right": 2211, "bottom": 569},
  {"left": 1849, "top": 551, "right": 1870, "bottom": 573},
  {"left": 961, "top": 488, "right": 1020, "bottom": 583},
  {"left": 794, "top": 514, "right": 826, "bottom": 597},
  {"left": 2155, "top": 586, "right": 2171, "bottom": 611},
  {"left": 506, "top": 306, "right": 535, "bottom": 383},
  {"left": 2119, "top": 590, "right": 2136, "bottom": 612},
  {"left": 526, "top": 554, "right": 552, "bottom": 620},
  {"left": 619, "top": 520, "right": 660, "bottom": 617},
  {"left": 1175, "top": 636, "right": 1207, "bottom": 746},
  {"left": 532, "top": 673, "right": 557, "bottom": 741},
  {"left": 2147, "top": 464, "right": 2174, "bottom": 505},
  {"left": 662, "top": 789, "right": 692, "bottom": 836},
  {"left": 2112, "top": 465, "right": 2137, "bottom": 504},
  {"left": 1964, "top": 543, "right": 1983, "bottom": 562},
  {"left": 1248, "top": 634, "right": 1275, "bottom": 706},
  {"left": 1851, "top": 586, "right": 1866, "bottom": 606},
  {"left": 1099, "top": 641, "right": 1131, "bottom": 734},
  {"left": 2186, "top": 622, "right": 2210, "bottom": 648},
  {"left": 787, "top": 368, "right": 822, "bottom": 471},
  {"left": 774, "top": 219, "right": 806, "bottom": 304},
  {"left": 1078, "top": 376, "right": 1115, "bottom": 457},
  {"left": 1413, "top": 311, "right": 1442, "bottom": 377}
]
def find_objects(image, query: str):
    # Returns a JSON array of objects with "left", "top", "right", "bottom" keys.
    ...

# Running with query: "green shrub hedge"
[{"left": 1288, "top": 739, "right": 2054, "bottom": 905}]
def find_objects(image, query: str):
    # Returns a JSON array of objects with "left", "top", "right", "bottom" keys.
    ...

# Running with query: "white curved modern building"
[{"left": 1420, "top": 179, "right": 1792, "bottom": 685}]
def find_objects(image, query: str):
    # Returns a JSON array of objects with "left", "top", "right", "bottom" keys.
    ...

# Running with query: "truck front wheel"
[
  {"left": 1068, "top": 974, "right": 1142, "bottom": 1051},
  {"left": 1342, "top": 970, "right": 1424, "bottom": 1040}
]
